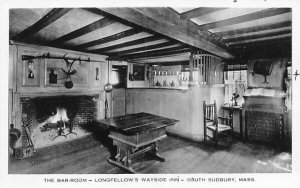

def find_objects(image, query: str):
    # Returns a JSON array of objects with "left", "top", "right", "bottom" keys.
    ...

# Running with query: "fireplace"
[{"left": 20, "top": 95, "right": 99, "bottom": 148}]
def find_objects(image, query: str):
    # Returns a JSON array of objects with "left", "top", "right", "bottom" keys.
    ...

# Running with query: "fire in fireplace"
[{"left": 20, "top": 95, "right": 99, "bottom": 148}]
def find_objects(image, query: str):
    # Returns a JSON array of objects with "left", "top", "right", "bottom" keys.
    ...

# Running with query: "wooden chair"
[{"left": 203, "top": 100, "right": 233, "bottom": 145}]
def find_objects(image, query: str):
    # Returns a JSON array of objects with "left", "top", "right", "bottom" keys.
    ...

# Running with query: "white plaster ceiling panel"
[
  {"left": 222, "top": 26, "right": 291, "bottom": 39},
  {"left": 106, "top": 39, "right": 169, "bottom": 53},
  {"left": 86, "top": 32, "right": 153, "bottom": 50},
  {"left": 228, "top": 33, "right": 292, "bottom": 45},
  {"left": 210, "top": 12, "right": 292, "bottom": 33},
  {"left": 191, "top": 8, "right": 266, "bottom": 25},
  {"left": 65, "top": 22, "right": 132, "bottom": 46},
  {"left": 9, "top": 8, "right": 51, "bottom": 37},
  {"left": 171, "top": 7, "right": 196, "bottom": 14},
  {"left": 32, "top": 9, "right": 103, "bottom": 42}
]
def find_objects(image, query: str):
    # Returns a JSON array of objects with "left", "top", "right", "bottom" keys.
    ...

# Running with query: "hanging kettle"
[{"left": 65, "top": 76, "right": 73, "bottom": 89}]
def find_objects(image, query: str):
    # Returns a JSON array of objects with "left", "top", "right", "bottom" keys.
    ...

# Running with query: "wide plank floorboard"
[{"left": 9, "top": 134, "right": 292, "bottom": 174}]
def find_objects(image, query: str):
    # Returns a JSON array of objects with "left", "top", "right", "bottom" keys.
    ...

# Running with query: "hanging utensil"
[{"left": 104, "top": 60, "right": 113, "bottom": 93}]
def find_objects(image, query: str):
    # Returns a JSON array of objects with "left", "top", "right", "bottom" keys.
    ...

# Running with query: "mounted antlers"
[
  {"left": 61, "top": 54, "right": 77, "bottom": 89},
  {"left": 61, "top": 54, "right": 77, "bottom": 76}
]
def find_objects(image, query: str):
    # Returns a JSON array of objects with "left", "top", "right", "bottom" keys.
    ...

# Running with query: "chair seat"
[{"left": 206, "top": 123, "right": 232, "bottom": 132}]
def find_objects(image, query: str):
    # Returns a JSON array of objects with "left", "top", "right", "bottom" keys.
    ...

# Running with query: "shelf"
[{"left": 127, "top": 86, "right": 189, "bottom": 90}]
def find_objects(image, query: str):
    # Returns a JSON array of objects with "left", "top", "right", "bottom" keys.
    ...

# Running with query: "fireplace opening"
[{"left": 20, "top": 95, "right": 99, "bottom": 148}]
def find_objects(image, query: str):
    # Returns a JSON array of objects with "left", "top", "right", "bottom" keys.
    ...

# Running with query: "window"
[{"left": 224, "top": 70, "right": 247, "bottom": 105}]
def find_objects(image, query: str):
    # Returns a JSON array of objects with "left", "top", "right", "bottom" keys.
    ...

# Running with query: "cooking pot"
[{"left": 65, "top": 80, "right": 73, "bottom": 89}]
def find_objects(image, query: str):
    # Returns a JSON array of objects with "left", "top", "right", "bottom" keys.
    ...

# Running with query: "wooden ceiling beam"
[
  {"left": 11, "top": 8, "right": 72, "bottom": 41},
  {"left": 215, "top": 21, "right": 291, "bottom": 37},
  {"left": 91, "top": 35, "right": 165, "bottom": 52},
  {"left": 95, "top": 41, "right": 179, "bottom": 56},
  {"left": 100, "top": 8, "right": 234, "bottom": 59},
  {"left": 198, "top": 8, "right": 291, "bottom": 30},
  {"left": 49, "top": 17, "right": 116, "bottom": 45},
  {"left": 180, "top": 8, "right": 227, "bottom": 20},
  {"left": 74, "top": 28, "right": 142, "bottom": 49},
  {"left": 223, "top": 30, "right": 291, "bottom": 43}
]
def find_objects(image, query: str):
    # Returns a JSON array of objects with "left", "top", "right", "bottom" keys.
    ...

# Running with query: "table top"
[
  {"left": 99, "top": 112, "right": 179, "bottom": 135},
  {"left": 222, "top": 104, "right": 243, "bottom": 110}
]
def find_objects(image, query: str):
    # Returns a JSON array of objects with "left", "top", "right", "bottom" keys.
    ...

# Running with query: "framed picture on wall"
[
  {"left": 22, "top": 59, "right": 40, "bottom": 87},
  {"left": 132, "top": 64, "right": 145, "bottom": 81}
]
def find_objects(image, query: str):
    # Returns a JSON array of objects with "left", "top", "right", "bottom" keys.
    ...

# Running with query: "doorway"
[{"left": 111, "top": 65, "right": 127, "bottom": 117}]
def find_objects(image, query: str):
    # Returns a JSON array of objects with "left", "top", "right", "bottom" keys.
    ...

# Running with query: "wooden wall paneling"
[
  {"left": 14, "top": 44, "right": 107, "bottom": 95},
  {"left": 125, "top": 89, "right": 132, "bottom": 114},
  {"left": 124, "top": 89, "right": 129, "bottom": 114},
  {"left": 124, "top": 88, "right": 216, "bottom": 141},
  {"left": 167, "top": 91, "right": 175, "bottom": 119},
  {"left": 152, "top": 90, "right": 160, "bottom": 116},
  {"left": 131, "top": 90, "right": 137, "bottom": 113},
  {"left": 140, "top": 89, "right": 147, "bottom": 113},
  {"left": 145, "top": 89, "right": 153, "bottom": 114},
  {"left": 159, "top": 92, "right": 166, "bottom": 117},
  {"left": 191, "top": 86, "right": 202, "bottom": 139},
  {"left": 112, "top": 88, "right": 126, "bottom": 117},
  {"left": 139, "top": 90, "right": 144, "bottom": 113},
  {"left": 134, "top": 89, "right": 141, "bottom": 113}
]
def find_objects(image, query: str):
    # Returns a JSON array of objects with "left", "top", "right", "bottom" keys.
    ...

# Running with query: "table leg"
[
  {"left": 146, "top": 142, "right": 165, "bottom": 162},
  {"left": 107, "top": 142, "right": 137, "bottom": 173}
]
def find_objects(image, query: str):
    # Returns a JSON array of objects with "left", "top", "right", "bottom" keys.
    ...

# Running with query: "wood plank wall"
[{"left": 125, "top": 86, "right": 225, "bottom": 141}]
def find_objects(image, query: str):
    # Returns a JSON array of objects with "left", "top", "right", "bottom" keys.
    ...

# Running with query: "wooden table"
[
  {"left": 99, "top": 112, "right": 178, "bottom": 173},
  {"left": 222, "top": 105, "right": 243, "bottom": 141}
]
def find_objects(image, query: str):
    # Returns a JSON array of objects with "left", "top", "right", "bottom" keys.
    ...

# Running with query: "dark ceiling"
[{"left": 9, "top": 7, "right": 292, "bottom": 63}]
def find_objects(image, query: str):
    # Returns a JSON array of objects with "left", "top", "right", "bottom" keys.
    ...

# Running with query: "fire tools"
[{"left": 12, "top": 114, "right": 34, "bottom": 159}]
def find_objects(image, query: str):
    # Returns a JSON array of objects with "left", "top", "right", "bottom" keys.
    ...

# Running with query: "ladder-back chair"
[{"left": 203, "top": 100, "right": 233, "bottom": 145}]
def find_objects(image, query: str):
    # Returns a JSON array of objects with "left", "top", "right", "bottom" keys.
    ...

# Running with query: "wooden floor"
[{"left": 9, "top": 134, "right": 292, "bottom": 174}]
